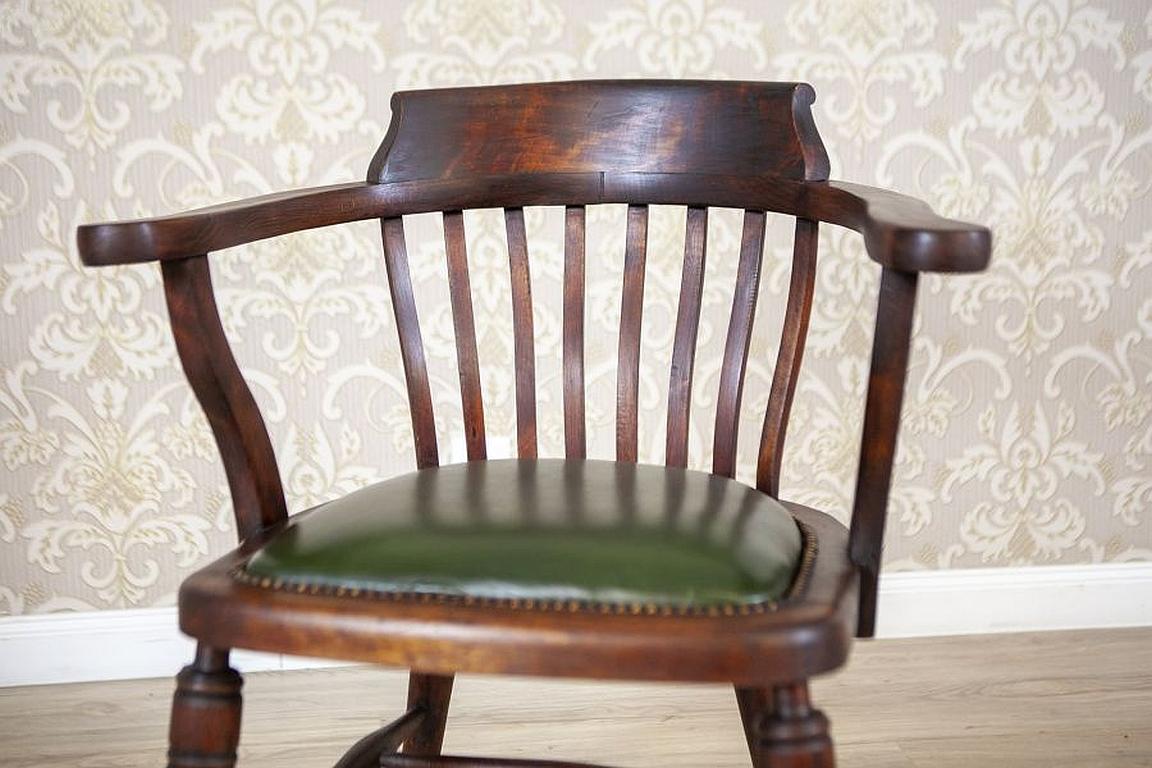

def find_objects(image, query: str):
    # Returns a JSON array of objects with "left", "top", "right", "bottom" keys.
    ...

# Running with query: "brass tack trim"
[{"left": 231, "top": 517, "right": 817, "bottom": 619}]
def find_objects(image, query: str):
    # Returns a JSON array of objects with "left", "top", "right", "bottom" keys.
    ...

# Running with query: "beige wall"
[{"left": 1, "top": 0, "right": 1150, "bottom": 614}]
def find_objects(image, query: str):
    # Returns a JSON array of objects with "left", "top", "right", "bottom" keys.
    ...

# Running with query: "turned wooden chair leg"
[
  {"left": 403, "top": 672, "right": 454, "bottom": 755},
  {"left": 735, "top": 686, "right": 772, "bottom": 766},
  {"left": 168, "top": 644, "right": 243, "bottom": 768},
  {"left": 757, "top": 681, "right": 834, "bottom": 768}
]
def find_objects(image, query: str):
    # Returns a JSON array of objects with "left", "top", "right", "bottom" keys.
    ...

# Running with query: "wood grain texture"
[
  {"left": 713, "top": 210, "right": 767, "bottom": 479},
  {"left": 160, "top": 257, "right": 286, "bottom": 542},
  {"left": 563, "top": 205, "right": 586, "bottom": 460},
  {"left": 367, "top": 81, "right": 828, "bottom": 184},
  {"left": 443, "top": 210, "right": 486, "bottom": 461},
  {"left": 850, "top": 268, "right": 920, "bottom": 638},
  {"left": 167, "top": 645, "right": 242, "bottom": 768},
  {"left": 505, "top": 207, "right": 537, "bottom": 459},
  {"left": 758, "top": 218, "right": 818, "bottom": 498},
  {"left": 6, "top": 628, "right": 1149, "bottom": 768},
  {"left": 665, "top": 206, "right": 708, "bottom": 469},
  {"left": 759, "top": 681, "right": 834, "bottom": 767},
  {"left": 382, "top": 217, "right": 439, "bottom": 469},
  {"left": 77, "top": 176, "right": 989, "bottom": 274},
  {"left": 615, "top": 205, "right": 648, "bottom": 464},
  {"left": 405, "top": 673, "right": 454, "bottom": 756},
  {"left": 735, "top": 685, "right": 772, "bottom": 765}
]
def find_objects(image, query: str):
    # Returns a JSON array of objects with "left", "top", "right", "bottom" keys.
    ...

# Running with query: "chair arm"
[
  {"left": 814, "top": 181, "right": 991, "bottom": 274},
  {"left": 75, "top": 177, "right": 992, "bottom": 274},
  {"left": 76, "top": 182, "right": 387, "bottom": 267}
]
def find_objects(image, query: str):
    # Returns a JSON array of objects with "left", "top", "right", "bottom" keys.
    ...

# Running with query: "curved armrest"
[
  {"left": 816, "top": 181, "right": 991, "bottom": 273},
  {"left": 77, "top": 182, "right": 388, "bottom": 267},
  {"left": 77, "top": 177, "right": 992, "bottom": 275}
]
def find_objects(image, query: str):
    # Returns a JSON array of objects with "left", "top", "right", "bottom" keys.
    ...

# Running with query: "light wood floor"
[{"left": 2, "top": 628, "right": 1150, "bottom": 767}]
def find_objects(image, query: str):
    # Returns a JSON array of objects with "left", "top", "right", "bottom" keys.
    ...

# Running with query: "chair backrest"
[
  {"left": 365, "top": 81, "right": 828, "bottom": 500},
  {"left": 369, "top": 81, "right": 829, "bottom": 183}
]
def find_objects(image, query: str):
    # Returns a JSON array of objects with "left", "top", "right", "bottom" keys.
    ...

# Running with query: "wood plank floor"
[{"left": 2, "top": 628, "right": 1149, "bottom": 767}]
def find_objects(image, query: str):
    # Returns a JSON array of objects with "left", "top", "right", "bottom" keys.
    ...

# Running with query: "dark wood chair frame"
[{"left": 77, "top": 81, "right": 990, "bottom": 768}]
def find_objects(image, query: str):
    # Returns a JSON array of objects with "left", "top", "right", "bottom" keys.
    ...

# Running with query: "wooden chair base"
[
  {"left": 755, "top": 682, "right": 835, "bottom": 768},
  {"left": 167, "top": 646, "right": 834, "bottom": 768},
  {"left": 168, "top": 646, "right": 243, "bottom": 768},
  {"left": 405, "top": 673, "right": 455, "bottom": 756}
]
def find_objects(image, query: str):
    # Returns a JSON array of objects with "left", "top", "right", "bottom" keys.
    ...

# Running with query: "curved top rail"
[{"left": 368, "top": 80, "right": 829, "bottom": 184}]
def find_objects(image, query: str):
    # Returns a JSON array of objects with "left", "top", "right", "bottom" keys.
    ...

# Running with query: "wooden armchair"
[{"left": 77, "top": 81, "right": 990, "bottom": 768}]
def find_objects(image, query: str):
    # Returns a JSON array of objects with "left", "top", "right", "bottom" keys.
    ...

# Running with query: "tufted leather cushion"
[{"left": 245, "top": 459, "right": 803, "bottom": 610}]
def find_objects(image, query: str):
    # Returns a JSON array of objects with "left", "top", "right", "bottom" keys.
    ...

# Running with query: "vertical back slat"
[
  {"left": 563, "top": 205, "right": 587, "bottom": 459},
  {"left": 665, "top": 206, "right": 709, "bottom": 468},
  {"left": 443, "top": 210, "right": 486, "bottom": 461},
  {"left": 757, "top": 218, "right": 819, "bottom": 495},
  {"left": 712, "top": 210, "right": 767, "bottom": 478},
  {"left": 382, "top": 217, "right": 440, "bottom": 469},
  {"left": 616, "top": 204, "right": 649, "bottom": 463},
  {"left": 505, "top": 207, "right": 537, "bottom": 459}
]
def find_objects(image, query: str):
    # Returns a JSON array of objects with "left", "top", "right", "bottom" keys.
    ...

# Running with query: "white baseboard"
[
  {"left": 875, "top": 562, "right": 1152, "bottom": 637},
  {"left": 1, "top": 563, "right": 1149, "bottom": 687}
]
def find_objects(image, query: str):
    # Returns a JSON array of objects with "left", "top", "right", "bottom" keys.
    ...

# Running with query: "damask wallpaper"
[{"left": 1, "top": 0, "right": 1150, "bottom": 615}]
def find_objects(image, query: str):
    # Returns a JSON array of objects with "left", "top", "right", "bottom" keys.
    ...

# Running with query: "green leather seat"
[{"left": 246, "top": 459, "right": 803, "bottom": 612}]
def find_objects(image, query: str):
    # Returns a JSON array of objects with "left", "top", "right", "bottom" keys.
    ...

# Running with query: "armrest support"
[
  {"left": 76, "top": 182, "right": 386, "bottom": 267},
  {"left": 815, "top": 181, "right": 991, "bottom": 274},
  {"left": 162, "top": 256, "right": 287, "bottom": 541}
]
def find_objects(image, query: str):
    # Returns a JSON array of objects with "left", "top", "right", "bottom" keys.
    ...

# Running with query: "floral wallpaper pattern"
[{"left": 0, "top": 0, "right": 1149, "bottom": 614}]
